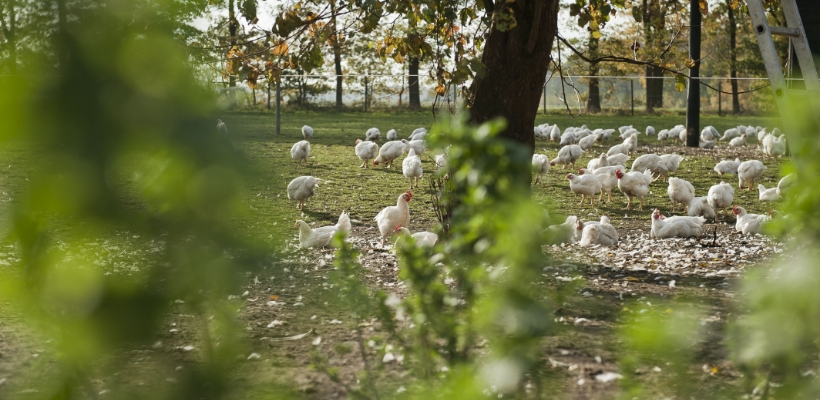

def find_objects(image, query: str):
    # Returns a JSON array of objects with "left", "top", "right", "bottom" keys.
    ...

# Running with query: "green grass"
[{"left": 221, "top": 109, "right": 786, "bottom": 245}]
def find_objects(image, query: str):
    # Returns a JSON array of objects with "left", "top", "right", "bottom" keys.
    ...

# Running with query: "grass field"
[
  {"left": 220, "top": 109, "right": 785, "bottom": 241},
  {"left": 0, "top": 109, "right": 790, "bottom": 399}
]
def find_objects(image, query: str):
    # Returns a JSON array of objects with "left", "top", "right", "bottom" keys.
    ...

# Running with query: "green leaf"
[
  {"left": 675, "top": 74, "right": 686, "bottom": 92},
  {"left": 591, "top": 30, "right": 602, "bottom": 39}
]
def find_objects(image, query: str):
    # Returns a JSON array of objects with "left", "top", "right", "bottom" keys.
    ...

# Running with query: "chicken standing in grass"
[
  {"left": 355, "top": 139, "right": 379, "bottom": 168},
  {"left": 567, "top": 173, "right": 602, "bottom": 206},
  {"left": 217, "top": 119, "right": 228, "bottom": 135},
  {"left": 295, "top": 211, "right": 351, "bottom": 248},
  {"left": 550, "top": 145, "right": 583, "bottom": 169},
  {"left": 532, "top": 154, "right": 550, "bottom": 185},
  {"left": 375, "top": 191, "right": 413, "bottom": 246},
  {"left": 667, "top": 177, "right": 695, "bottom": 213},
  {"left": 365, "top": 127, "right": 381, "bottom": 141},
  {"left": 579, "top": 167, "right": 619, "bottom": 203},
  {"left": 707, "top": 181, "right": 735, "bottom": 217},
  {"left": 402, "top": 149, "right": 423, "bottom": 189},
  {"left": 402, "top": 139, "right": 426, "bottom": 156},
  {"left": 714, "top": 158, "right": 741, "bottom": 176},
  {"left": 373, "top": 140, "right": 405, "bottom": 168},
  {"left": 631, "top": 154, "right": 669, "bottom": 181},
  {"left": 738, "top": 160, "right": 766, "bottom": 191},
  {"left": 301, "top": 125, "right": 314, "bottom": 139},
  {"left": 688, "top": 197, "right": 716, "bottom": 221},
  {"left": 287, "top": 176, "right": 323, "bottom": 210},
  {"left": 386, "top": 129, "right": 398, "bottom": 141},
  {"left": 616, "top": 169, "right": 653, "bottom": 210},
  {"left": 291, "top": 140, "right": 310, "bottom": 167}
]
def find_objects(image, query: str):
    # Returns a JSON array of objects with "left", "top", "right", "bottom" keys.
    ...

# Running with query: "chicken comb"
[{"left": 393, "top": 225, "right": 402, "bottom": 232}]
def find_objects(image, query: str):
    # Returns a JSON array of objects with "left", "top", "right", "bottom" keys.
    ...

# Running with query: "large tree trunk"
[
  {"left": 467, "top": 0, "right": 559, "bottom": 186},
  {"left": 586, "top": 35, "right": 601, "bottom": 113},
  {"left": 331, "top": 5, "right": 343, "bottom": 110},
  {"left": 643, "top": 0, "right": 664, "bottom": 112},
  {"left": 727, "top": 1, "right": 740, "bottom": 113},
  {"left": 228, "top": 0, "right": 237, "bottom": 109}
]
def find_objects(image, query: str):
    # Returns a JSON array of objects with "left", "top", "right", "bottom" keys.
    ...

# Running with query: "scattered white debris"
[
  {"left": 267, "top": 320, "right": 285, "bottom": 328},
  {"left": 594, "top": 372, "right": 623, "bottom": 383},
  {"left": 247, "top": 353, "right": 261, "bottom": 360}
]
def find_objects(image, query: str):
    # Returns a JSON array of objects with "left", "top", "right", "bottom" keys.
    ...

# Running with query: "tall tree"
[
  {"left": 330, "top": 1, "right": 343, "bottom": 109},
  {"left": 726, "top": 0, "right": 740, "bottom": 113},
  {"left": 586, "top": 34, "right": 601, "bottom": 113}
]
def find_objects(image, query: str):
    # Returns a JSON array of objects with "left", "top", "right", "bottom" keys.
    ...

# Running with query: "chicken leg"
[
  {"left": 625, "top": 195, "right": 633, "bottom": 210},
  {"left": 637, "top": 197, "right": 644, "bottom": 210}
]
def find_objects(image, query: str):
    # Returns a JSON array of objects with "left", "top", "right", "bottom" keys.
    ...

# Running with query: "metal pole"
[
  {"left": 275, "top": 80, "right": 281, "bottom": 135},
  {"left": 364, "top": 75, "right": 368, "bottom": 112},
  {"left": 685, "top": 0, "right": 702, "bottom": 147},
  {"left": 267, "top": 79, "right": 271, "bottom": 111},
  {"left": 630, "top": 79, "right": 634, "bottom": 116}
]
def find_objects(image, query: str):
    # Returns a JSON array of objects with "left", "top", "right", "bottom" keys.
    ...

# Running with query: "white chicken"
[
  {"left": 721, "top": 127, "right": 741, "bottom": 141},
  {"left": 375, "top": 191, "right": 413, "bottom": 246},
  {"left": 616, "top": 169, "right": 653, "bottom": 210},
  {"left": 607, "top": 153, "right": 630, "bottom": 168},
  {"left": 659, "top": 154, "right": 683, "bottom": 177},
  {"left": 667, "top": 177, "right": 695, "bottom": 213},
  {"left": 757, "top": 184, "right": 781, "bottom": 201},
  {"left": 765, "top": 134, "right": 787, "bottom": 157},
  {"left": 532, "top": 154, "right": 550, "bottom": 185},
  {"left": 373, "top": 140, "right": 405, "bottom": 168},
  {"left": 355, "top": 139, "right": 379, "bottom": 168},
  {"left": 550, "top": 145, "right": 583, "bottom": 169},
  {"left": 631, "top": 154, "right": 668, "bottom": 180},
  {"left": 287, "top": 176, "right": 323, "bottom": 209},
  {"left": 738, "top": 160, "right": 766, "bottom": 190},
  {"left": 729, "top": 133, "right": 748, "bottom": 147},
  {"left": 688, "top": 196, "right": 716, "bottom": 221},
  {"left": 295, "top": 211, "right": 351, "bottom": 248},
  {"left": 217, "top": 119, "right": 228, "bottom": 135},
  {"left": 646, "top": 126, "right": 655, "bottom": 136},
  {"left": 394, "top": 226, "right": 438, "bottom": 247},
  {"left": 713, "top": 158, "right": 740, "bottom": 176},
  {"left": 578, "top": 134, "right": 598, "bottom": 150},
  {"left": 650, "top": 208, "right": 705, "bottom": 239},
  {"left": 386, "top": 129, "right": 398, "bottom": 141},
  {"left": 732, "top": 206, "right": 770, "bottom": 235},
  {"left": 700, "top": 126, "right": 715, "bottom": 141},
  {"left": 699, "top": 139, "right": 717, "bottom": 149},
  {"left": 587, "top": 153, "right": 609, "bottom": 170},
  {"left": 580, "top": 167, "right": 619, "bottom": 203},
  {"left": 409, "top": 130, "right": 427, "bottom": 141},
  {"left": 559, "top": 131, "right": 576, "bottom": 146},
  {"left": 435, "top": 154, "right": 448, "bottom": 170},
  {"left": 402, "top": 139, "right": 426, "bottom": 156},
  {"left": 291, "top": 140, "right": 311, "bottom": 167},
  {"left": 402, "top": 148, "right": 423, "bottom": 189},
  {"left": 579, "top": 216, "right": 618, "bottom": 247},
  {"left": 776, "top": 173, "right": 796, "bottom": 198},
  {"left": 657, "top": 129, "right": 669, "bottom": 141},
  {"left": 301, "top": 125, "right": 314, "bottom": 139},
  {"left": 549, "top": 126, "right": 561, "bottom": 142},
  {"left": 410, "top": 127, "right": 427, "bottom": 138},
  {"left": 566, "top": 173, "right": 603, "bottom": 206},
  {"left": 545, "top": 215, "right": 578, "bottom": 244},
  {"left": 365, "top": 127, "right": 381, "bottom": 141},
  {"left": 707, "top": 181, "right": 734, "bottom": 217}
]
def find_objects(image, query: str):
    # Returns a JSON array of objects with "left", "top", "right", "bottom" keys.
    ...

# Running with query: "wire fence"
[{"left": 211, "top": 74, "right": 780, "bottom": 115}]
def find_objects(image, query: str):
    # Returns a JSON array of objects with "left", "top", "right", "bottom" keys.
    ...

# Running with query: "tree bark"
[
  {"left": 228, "top": 0, "right": 237, "bottom": 109},
  {"left": 467, "top": 0, "right": 559, "bottom": 187},
  {"left": 586, "top": 35, "right": 601, "bottom": 113},
  {"left": 331, "top": 4, "right": 343, "bottom": 110},
  {"left": 408, "top": 56, "right": 420, "bottom": 109},
  {"left": 727, "top": 1, "right": 740, "bottom": 113},
  {"left": 643, "top": 0, "right": 664, "bottom": 112}
]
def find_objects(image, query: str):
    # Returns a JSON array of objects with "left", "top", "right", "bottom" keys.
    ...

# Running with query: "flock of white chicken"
[
  {"left": 228, "top": 117, "right": 793, "bottom": 252},
  {"left": 285, "top": 125, "right": 442, "bottom": 249},
  {"left": 532, "top": 122, "right": 794, "bottom": 247}
]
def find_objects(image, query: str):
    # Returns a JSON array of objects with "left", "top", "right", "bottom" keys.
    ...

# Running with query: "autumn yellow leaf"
[
  {"left": 270, "top": 295, "right": 279, "bottom": 301},
  {"left": 272, "top": 42, "right": 289, "bottom": 57}
]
